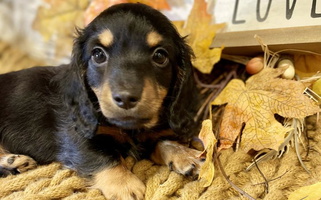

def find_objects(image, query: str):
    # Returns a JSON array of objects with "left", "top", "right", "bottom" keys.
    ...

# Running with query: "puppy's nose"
[{"left": 112, "top": 92, "right": 139, "bottom": 109}]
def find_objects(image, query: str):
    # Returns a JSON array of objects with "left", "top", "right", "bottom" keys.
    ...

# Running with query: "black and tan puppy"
[{"left": 0, "top": 3, "right": 203, "bottom": 199}]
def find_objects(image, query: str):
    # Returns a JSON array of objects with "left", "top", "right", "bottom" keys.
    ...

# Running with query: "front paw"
[
  {"left": 0, "top": 154, "right": 37, "bottom": 175},
  {"left": 152, "top": 141, "right": 205, "bottom": 178},
  {"left": 92, "top": 164, "right": 145, "bottom": 200},
  {"left": 168, "top": 145, "right": 204, "bottom": 177}
]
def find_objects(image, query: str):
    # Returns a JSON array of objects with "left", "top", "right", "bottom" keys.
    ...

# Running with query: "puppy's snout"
[{"left": 112, "top": 91, "right": 140, "bottom": 110}]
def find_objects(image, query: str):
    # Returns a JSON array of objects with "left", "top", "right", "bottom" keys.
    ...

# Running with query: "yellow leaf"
[
  {"left": 294, "top": 54, "right": 321, "bottom": 78},
  {"left": 212, "top": 67, "right": 321, "bottom": 152},
  {"left": 33, "top": 0, "right": 88, "bottom": 40},
  {"left": 312, "top": 78, "right": 321, "bottom": 96},
  {"left": 198, "top": 119, "right": 217, "bottom": 187},
  {"left": 33, "top": 0, "right": 89, "bottom": 59},
  {"left": 193, "top": 48, "right": 223, "bottom": 74},
  {"left": 288, "top": 182, "right": 321, "bottom": 200},
  {"left": 174, "top": 0, "right": 225, "bottom": 74}
]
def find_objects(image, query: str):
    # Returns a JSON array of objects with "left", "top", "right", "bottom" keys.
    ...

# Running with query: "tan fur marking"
[
  {"left": 91, "top": 78, "right": 168, "bottom": 129},
  {"left": 0, "top": 145, "right": 9, "bottom": 158},
  {"left": 0, "top": 145, "right": 7, "bottom": 156},
  {"left": 98, "top": 29, "right": 114, "bottom": 47},
  {"left": 91, "top": 84, "right": 112, "bottom": 117},
  {"left": 92, "top": 163, "right": 145, "bottom": 199},
  {"left": 140, "top": 78, "right": 167, "bottom": 128},
  {"left": 146, "top": 31, "right": 163, "bottom": 47}
]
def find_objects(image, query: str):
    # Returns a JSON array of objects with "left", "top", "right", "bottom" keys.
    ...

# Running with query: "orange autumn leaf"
[
  {"left": 84, "top": 0, "right": 127, "bottom": 25},
  {"left": 128, "top": 0, "right": 170, "bottom": 10},
  {"left": 212, "top": 67, "right": 321, "bottom": 152},
  {"left": 174, "top": 0, "right": 225, "bottom": 74},
  {"left": 84, "top": 0, "right": 170, "bottom": 25},
  {"left": 198, "top": 119, "right": 217, "bottom": 187}
]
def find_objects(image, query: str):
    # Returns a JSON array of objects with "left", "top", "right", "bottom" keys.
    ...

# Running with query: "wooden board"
[{"left": 211, "top": 25, "right": 321, "bottom": 56}]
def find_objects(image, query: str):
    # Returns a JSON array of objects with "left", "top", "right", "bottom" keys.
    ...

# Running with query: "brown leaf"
[
  {"left": 212, "top": 67, "right": 321, "bottom": 152},
  {"left": 174, "top": 0, "right": 224, "bottom": 74},
  {"left": 198, "top": 119, "right": 217, "bottom": 187}
]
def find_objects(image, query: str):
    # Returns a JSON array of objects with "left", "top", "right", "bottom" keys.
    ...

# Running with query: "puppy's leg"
[
  {"left": 91, "top": 159, "right": 145, "bottom": 200},
  {"left": 151, "top": 140, "right": 204, "bottom": 177},
  {"left": 0, "top": 154, "right": 37, "bottom": 177}
]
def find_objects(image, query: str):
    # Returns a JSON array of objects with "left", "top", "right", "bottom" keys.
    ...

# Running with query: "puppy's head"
[{"left": 72, "top": 3, "right": 195, "bottom": 133}]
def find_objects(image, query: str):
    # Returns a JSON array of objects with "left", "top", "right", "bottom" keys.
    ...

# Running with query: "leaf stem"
[{"left": 215, "top": 153, "right": 256, "bottom": 200}]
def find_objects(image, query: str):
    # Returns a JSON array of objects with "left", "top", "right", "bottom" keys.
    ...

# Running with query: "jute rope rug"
[{"left": 1, "top": 41, "right": 320, "bottom": 199}]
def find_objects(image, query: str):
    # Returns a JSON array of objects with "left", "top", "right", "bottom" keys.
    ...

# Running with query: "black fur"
[{"left": 0, "top": 3, "right": 200, "bottom": 177}]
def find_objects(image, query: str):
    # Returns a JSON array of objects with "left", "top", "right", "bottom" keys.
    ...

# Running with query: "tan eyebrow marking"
[
  {"left": 146, "top": 31, "right": 163, "bottom": 47},
  {"left": 98, "top": 29, "right": 114, "bottom": 47}
]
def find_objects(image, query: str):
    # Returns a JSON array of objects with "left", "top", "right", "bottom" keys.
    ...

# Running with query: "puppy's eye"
[
  {"left": 152, "top": 48, "right": 169, "bottom": 67},
  {"left": 92, "top": 48, "right": 107, "bottom": 64}
]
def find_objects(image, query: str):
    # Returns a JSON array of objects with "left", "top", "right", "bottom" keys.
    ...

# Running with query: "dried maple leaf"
[
  {"left": 198, "top": 119, "right": 217, "bottom": 187},
  {"left": 174, "top": 0, "right": 225, "bottom": 74},
  {"left": 212, "top": 67, "right": 321, "bottom": 152}
]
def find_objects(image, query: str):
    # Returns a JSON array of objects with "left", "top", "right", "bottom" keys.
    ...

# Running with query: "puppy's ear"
[
  {"left": 71, "top": 28, "right": 89, "bottom": 75},
  {"left": 168, "top": 38, "right": 200, "bottom": 140},
  {"left": 57, "top": 28, "right": 98, "bottom": 139}
]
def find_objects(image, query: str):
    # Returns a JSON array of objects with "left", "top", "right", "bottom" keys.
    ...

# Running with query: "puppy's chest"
[{"left": 96, "top": 125, "right": 176, "bottom": 157}]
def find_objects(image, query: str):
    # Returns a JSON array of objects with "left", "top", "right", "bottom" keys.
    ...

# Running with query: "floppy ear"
[
  {"left": 70, "top": 28, "right": 90, "bottom": 75},
  {"left": 168, "top": 38, "right": 200, "bottom": 140},
  {"left": 56, "top": 28, "right": 98, "bottom": 139}
]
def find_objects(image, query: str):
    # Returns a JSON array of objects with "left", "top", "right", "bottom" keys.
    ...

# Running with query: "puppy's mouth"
[{"left": 107, "top": 116, "right": 152, "bottom": 129}]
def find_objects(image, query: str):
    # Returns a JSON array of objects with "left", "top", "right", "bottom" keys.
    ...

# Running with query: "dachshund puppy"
[{"left": 0, "top": 3, "right": 203, "bottom": 199}]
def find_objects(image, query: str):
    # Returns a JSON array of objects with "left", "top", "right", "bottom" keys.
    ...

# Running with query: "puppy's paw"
[
  {"left": 92, "top": 164, "right": 145, "bottom": 200},
  {"left": 152, "top": 141, "right": 205, "bottom": 178},
  {"left": 0, "top": 154, "right": 37, "bottom": 175}
]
